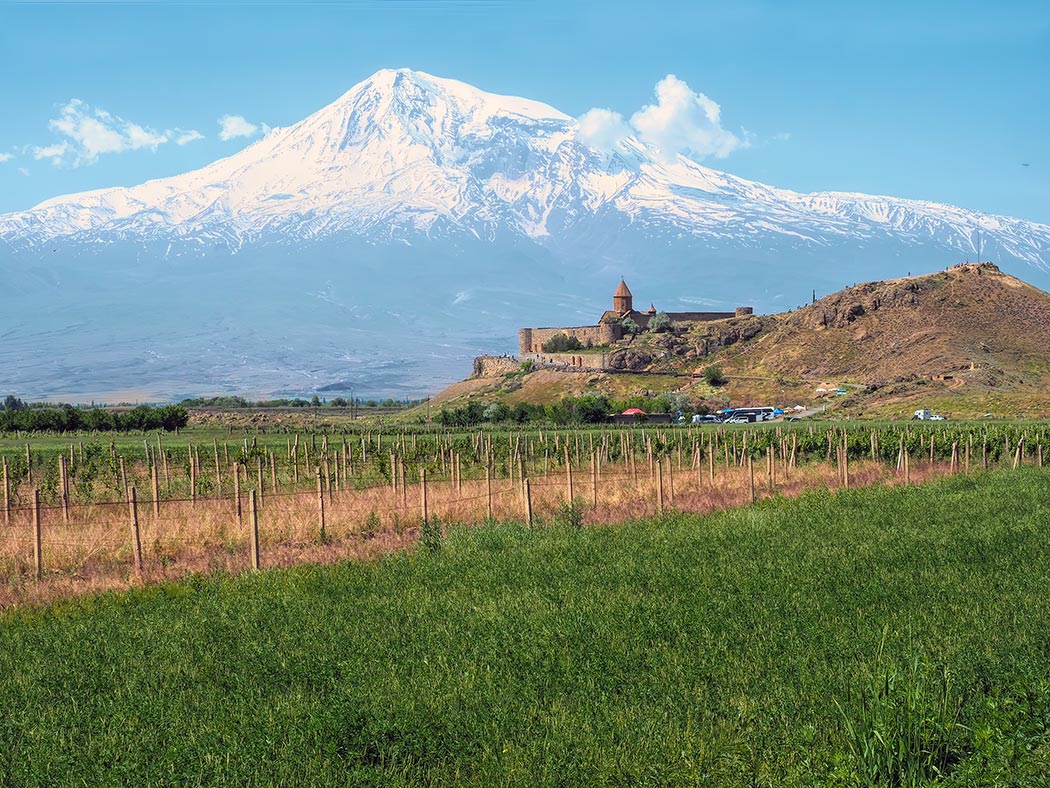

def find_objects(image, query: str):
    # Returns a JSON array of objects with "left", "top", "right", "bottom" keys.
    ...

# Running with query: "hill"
[{"left": 437, "top": 263, "right": 1050, "bottom": 419}]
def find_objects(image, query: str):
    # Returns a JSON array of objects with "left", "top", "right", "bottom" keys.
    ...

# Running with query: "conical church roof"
[{"left": 615, "top": 279, "right": 632, "bottom": 297}]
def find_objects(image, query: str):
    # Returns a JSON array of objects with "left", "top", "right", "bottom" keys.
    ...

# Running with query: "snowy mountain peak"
[{"left": 1, "top": 69, "right": 1048, "bottom": 276}]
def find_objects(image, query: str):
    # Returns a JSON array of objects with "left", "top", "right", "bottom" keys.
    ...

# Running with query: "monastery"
[{"left": 518, "top": 280, "right": 753, "bottom": 355}]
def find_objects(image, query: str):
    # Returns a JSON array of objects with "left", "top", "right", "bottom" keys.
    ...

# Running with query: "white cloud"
[
  {"left": 576, "top": 74, "right": 749, "bottom": 162},
  {"left": 576, "top": 108, "right": 631, "bottom": 152},
  {"left": 18, "top": 167, "right": 30, "bottom": 177},
  {"left": 0, "top": 152, "right": 13, "bottom": 163},
  {"left": 33, "top": 141, "right": 72, "bottom": 164},
  {"left": 218, "top": 114, "right": 268, "bottom": 141},
  {"left": 630, "top": 75, "right": 746, "bottom": 160},
  {"left": 175, "top": 129, "right": 204, "bottom": 145},
  {"left": 33, "top": 99, "right": 194, "bottom": 166}
]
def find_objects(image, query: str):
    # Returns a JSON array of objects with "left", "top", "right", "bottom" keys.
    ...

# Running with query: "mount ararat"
[{"left": 2, "top": 69, "right": 1048, "bottom": 400}]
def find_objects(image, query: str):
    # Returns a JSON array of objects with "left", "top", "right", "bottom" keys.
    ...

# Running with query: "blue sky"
[{"left": 1, "top": 0, "right": 1047, "bottom": 222}]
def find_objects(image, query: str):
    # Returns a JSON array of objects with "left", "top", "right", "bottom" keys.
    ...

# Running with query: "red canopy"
[{"left": 622, "top": 408, "right": 647, "bottom": 415}]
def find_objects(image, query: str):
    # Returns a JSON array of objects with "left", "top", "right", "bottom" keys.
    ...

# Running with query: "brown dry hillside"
[
  {"left": 745, "top": 263, "right": 1050, "bottom": 387},
  {"left": 425, "top": 263, "right": 1050, "bottom": 419}
]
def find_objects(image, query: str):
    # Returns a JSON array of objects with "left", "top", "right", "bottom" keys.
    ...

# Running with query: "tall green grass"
[{"left": 1, "top": 470, "right": 1048, "bottom": 786}]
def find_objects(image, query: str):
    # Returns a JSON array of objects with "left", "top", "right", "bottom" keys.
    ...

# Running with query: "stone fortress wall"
[{"left": 518, "top": 324, "right": 619, "bottom": 355}]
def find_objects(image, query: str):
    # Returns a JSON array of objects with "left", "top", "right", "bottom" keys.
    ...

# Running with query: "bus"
[{"left": 720, "top": 407, "right": 776, "bottom": 424}]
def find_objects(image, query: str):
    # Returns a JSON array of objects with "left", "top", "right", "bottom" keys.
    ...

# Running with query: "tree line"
[{"left": 1, "top": 398, "right": 189, "bottom": 433}]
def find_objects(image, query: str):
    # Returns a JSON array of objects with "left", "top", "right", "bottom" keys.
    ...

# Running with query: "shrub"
[
  {"left": 620, "top": 317, "right": 640, "bottom": 336},
  {"left": 704, "top": 365, "right": 727, "bottom": 386},
  {"left": 649, "top": 312, "right": 673, "bottom": 332},
  {"left": 542, "top": 333, "right": 584, "bottom": 353}
]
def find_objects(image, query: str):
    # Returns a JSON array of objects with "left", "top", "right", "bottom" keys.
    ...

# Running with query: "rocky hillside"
[{"left": 453, "top": 264, "right": 1050, "bottom": 418}]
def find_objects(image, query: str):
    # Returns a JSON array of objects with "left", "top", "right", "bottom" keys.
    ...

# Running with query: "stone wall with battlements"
[{"left": 518, "top": 325, "right": 619, "bottom": 355}]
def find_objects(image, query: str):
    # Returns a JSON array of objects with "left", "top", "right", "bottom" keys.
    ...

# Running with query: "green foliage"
[
  {"left": 0, "top": 404, "right": 188, "bottom": 434},
  {"left": 649, "top": 312, "right": 673, "bottom": 332},
  {"left": 837, "top": 629, "right": 967, "bottom": 787},
  {"left": 420, "top": 515, "right": 443, "bottom": 554},
  {"left": 620, "top": 316, "right": 640, "bottom": 336},
  {"left": 0, "top": 472, "right": 1049, "bottom": 783},
  {"left": 363, "top": 511, "right": 381, "bottom": 537},
  {"left": 703, "top": 364, "right": 727, "bottom": 386},
  {"left": 541, "top": 333, "right": 584, "bottom": 353},
  {"left": 556, "top": 497, "right": 585, "bottom": 529},
  {"left": 482, "top": 402, "right": 511, "bottom": 422}
]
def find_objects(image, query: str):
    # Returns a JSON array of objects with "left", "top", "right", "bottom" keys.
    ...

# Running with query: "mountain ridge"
[{"left": 2, "top": 68, "right": 1048, "bottom": 272}]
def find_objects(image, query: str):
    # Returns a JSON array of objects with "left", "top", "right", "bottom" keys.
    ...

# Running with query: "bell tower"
[{"left": 613, "top": 279, "right": 633, "bottom": 313}]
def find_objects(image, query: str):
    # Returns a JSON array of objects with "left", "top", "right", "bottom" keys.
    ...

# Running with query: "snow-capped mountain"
[{"left": 2, "top": 68, "right": 1048, "bottom": 401}]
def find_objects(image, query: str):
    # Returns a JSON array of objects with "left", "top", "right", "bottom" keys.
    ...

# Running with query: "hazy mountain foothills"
[
  {"left": 443, "top": 263, "right": 1050, "bottom": 419},
  {"left": 2, "top": 68, "right": 1050, "bottom": 401}
]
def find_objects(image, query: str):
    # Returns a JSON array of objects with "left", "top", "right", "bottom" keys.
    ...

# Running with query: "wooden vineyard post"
[
  {"left": 314, "top": 467, "right": 326, "bottom": 541},
  {"left": 33, "top": 489, "right": 42, "bottom": 580},
  {"left": 233, "top": 463, "right": 242, "bottom": 524},
  {"left": 748, "top": 455, "right": 756, "bottom": 504},
  {"left": 666, "top": 456, "right": 674, "bottom": 506},
  {"left": 2, "top": 457, "right": 9, "bottom": 526},
  {"left": 1013, "top": 439, "right": 1024, "bottom": 469},
  {"left": 904, "top": 448, "right": 911, "bottom": 485},
  {"left": 591, "top": 452, "right": 598, "bottom": 509},
  {"left": 325, "top": 457, "right": 333, "bottom": 506},
  {"left": 151, "top": 462, "right": 161, "bottom": 517},
  {"left": 128, "top": 487, "right": 143, "bottom": 576},
  {"left": 486, "top": 465, "right": 493, "bottom": 519},
  {"left": 982, "top": 440, "right": 988, "bottom": 470},
  {"left": 189, "top": 452, "right": 197, "bottom": 508},
  {"left": 565, "top": 445, "right": 574, "bottom": 502},
  {"left": 162, "top": 446, "right": 170, "bottom": 494},
  {"left": 257, "top": 457, "right": 265, "bottom": 508},
  {"left": 708, "top": 441, "right": 716, "bottom": 483},
  {"left": 59, "top": 455, "right": 70, "bottom": 523},
  {"left": 843, "top": 446, "right": 850, "bottom": 490},
  {"left": 214, "top": 441, "right": 222, "bottom": 497},
  {"left": 249, "top": 489, "right": 260, "bottom": 571},
  {"left": 524, "top": 478, "right": 533, "bottom": 526},
  {"left": 950, "top": 442, "right": 959, "bottom": 474},
  {"left": 420, "top": 468, "right": 429, "bottom": 529},
  {"left": 656, "top": 457, "right": 665, "bottom": 514},
  {"left": 965, "top": 437, "right": 972, "bottom": 475},
  {"left": 26, "top": 444, "right": 32, "bottom": 485},
  {"left": 767, "top": 445, "right": 774, "bottom": 492},
  {"left": 270, "top": 452, "right": 278, "bottom": 496}
]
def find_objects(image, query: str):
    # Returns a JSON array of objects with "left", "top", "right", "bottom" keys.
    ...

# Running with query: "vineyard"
[{"left": 0, "top": 421, "right": 1046, "bottom": 605}]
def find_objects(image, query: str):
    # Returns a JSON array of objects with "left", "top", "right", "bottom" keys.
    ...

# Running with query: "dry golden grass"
[{"left": 0, "top": 457, "right": 953, "bottom": 609}]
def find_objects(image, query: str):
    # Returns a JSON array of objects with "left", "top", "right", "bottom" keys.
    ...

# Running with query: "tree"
[
  {"left": 704, "top": 365, "right": 727, "bottom": 386},
  {"left": 483, "top": 402, "right": 511, "bottom": 422},
  {"left": 620, "top": 317, "right": 640, "bottom": 337},
  {"left": 649, "top": 312, "right": 673, "bottom": 333},
  {"left": 542, "top": 333, "right": 584, "bottom": 353},
  {"left": 3, "top": 395, "right": 26, "bottom": 412}
]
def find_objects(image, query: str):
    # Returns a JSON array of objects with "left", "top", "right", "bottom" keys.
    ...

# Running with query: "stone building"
[{"left": 518, "top": 279, "right": 754, "bottom": 355}]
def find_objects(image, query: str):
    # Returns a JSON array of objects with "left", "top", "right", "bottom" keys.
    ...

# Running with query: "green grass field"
[{"left": 1, "top": 469, "right": 1048, "bottom": 786}]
